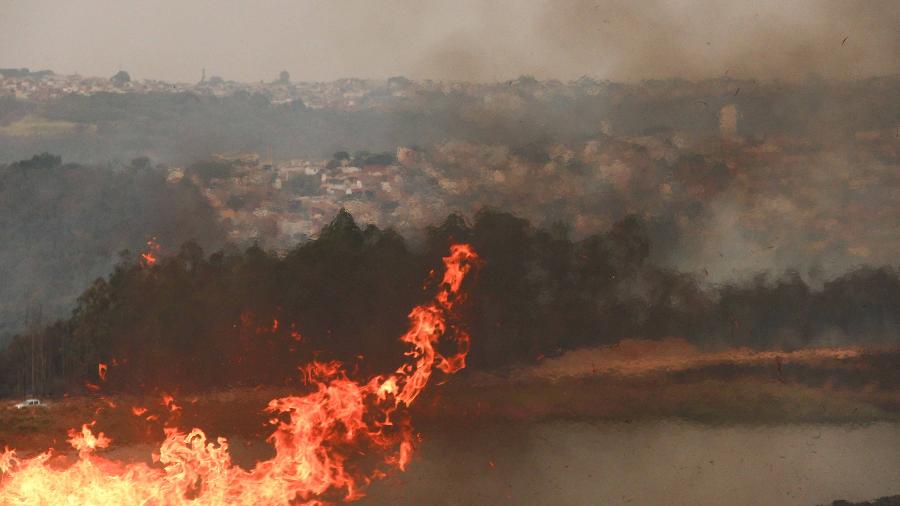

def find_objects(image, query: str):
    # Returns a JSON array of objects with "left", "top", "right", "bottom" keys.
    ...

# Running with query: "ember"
[
  {"left": 140, "top": 237, "right": 161, "bottom": 267},
  {"left": 0, "top": 244, "right": 478, "bottom": 505}
]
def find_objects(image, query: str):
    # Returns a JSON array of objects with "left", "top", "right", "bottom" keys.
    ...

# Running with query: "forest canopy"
[{"left": 2, "top": 208, "right": 899, "bottom": 397}]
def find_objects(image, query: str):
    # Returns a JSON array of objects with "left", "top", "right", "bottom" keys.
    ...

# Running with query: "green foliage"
[
  {"left": 110, "top": 70, "right": 131, "bottom": 85},
  {"left": 187, "top": 160, "right": 234, "bottom": 182},
  {"left": 3, "top": 207, "right": 900, "bottom": 397},
  {"left": 0, "top": 155, "right": 225, "bottom": 345},
  {"left": 1, "top": 76, "right": 897, "bottom": 166},
  {"left": 10, "top": 152, "right": 62, "bottom": 170},
  {"left": 287, "top": 173, "right": 322, "bottom": 195},
  {"left": 355, "top": 151, "right": 395, "bottom": 166},
  {"left": 0, "top": 207, "right": 693, "bottom": 395}
]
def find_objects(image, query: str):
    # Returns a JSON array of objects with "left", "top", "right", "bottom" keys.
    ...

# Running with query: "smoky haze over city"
[
  {"left": 2, "top": 0, "right": 899, "bottom": 82},
  {"left": 0, "top": 1, "right": 899, "bottom": 505}
]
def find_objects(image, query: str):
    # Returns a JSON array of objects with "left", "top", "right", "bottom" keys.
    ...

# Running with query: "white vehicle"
[{"left": 14, "top": 398, "right": 46, "bottom": 409}]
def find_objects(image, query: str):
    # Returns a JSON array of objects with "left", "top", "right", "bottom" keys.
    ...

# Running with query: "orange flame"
[
  {"left": 67, "top": 423, "right": 111, "bottom": 457},
  {"left": 0, "top": 244, "right": 478, "bottom": 505},
  {"left": 140, "top": 237, "right": 160, "bottom": 267},
  {"left": 98, "top": 363, "right": 108, "bottom": 382}
]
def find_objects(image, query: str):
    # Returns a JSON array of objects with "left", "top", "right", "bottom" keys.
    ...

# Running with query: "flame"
[
  {"left": 140, "top": 237, "right": 161, "bottom": 267},
  {"left": 0, "top": 244, "right": 478, "bottom": 505},
  {"left": 98, "top": 363, "right": 108, "bottom": 382},
  {"left": 161, "top": 394, "right": 181, "bottom": 414},
  {"left": 67, "top": 423, "right": 111, "bottom": 456}
]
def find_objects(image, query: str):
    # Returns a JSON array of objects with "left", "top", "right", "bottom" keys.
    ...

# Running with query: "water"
[{"left": 362, "top": 421, "right": 900, "bottom": 505}]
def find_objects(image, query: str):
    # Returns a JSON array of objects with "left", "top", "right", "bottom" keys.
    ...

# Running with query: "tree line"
[
  {"left": 2, "top": 208, "right": 899, "bottom": 397},
  {"left": 0, "top": 153, "right": 225, "bottom": 343}
]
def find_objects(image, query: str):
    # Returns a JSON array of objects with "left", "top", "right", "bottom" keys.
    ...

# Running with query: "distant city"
[{"left": 2, "top": 67, "right": 897, "bottom": 271}]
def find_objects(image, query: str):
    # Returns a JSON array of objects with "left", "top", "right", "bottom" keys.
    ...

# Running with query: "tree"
[
  {"left": 10, "top": 153, "right": 61, "bottom": 170},
  {"left": 111, "top": 70, "right": 131, "bottom": 86},
  {"left": 387, "top": 76, "right": 411, "bottom": 89}
]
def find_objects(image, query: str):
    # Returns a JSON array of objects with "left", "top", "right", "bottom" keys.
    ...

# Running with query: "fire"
[
  {"left": 140, "top": 237, "right": 161, "bottom": 267},
  {"left": 67, "top": 423, "right": 111, "bottom": 456},
  {"left": 0, "top": 244, "right": 478, "bottom": 505},
  {"left": 161, "top": 394, "right": 181, "bottom": 413},
  {"left": 98, "top": 363, "right": 108, "bottom": 382},
  {"left": 140, "top": 252, "right": 157, "bottom": 266}
]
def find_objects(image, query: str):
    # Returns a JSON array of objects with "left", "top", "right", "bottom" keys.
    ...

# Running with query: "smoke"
[
  {"left": 2, "top": 0, "right": 898, "bottom": 82},
  {"left": 532, "top": 0, "right": 900, "bottom": 81},
  {"left": 0, "top": 155, "right": 225, "bottom": 338}
]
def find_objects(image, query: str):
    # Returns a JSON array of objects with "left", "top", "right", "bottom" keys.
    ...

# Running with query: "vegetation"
[
  {"left": 2, "top": 208, "right": 900, "bottom": 397},
  {"left": 0, "top": 154, "right": 225, "bottom": 343},
  {"left": 3, "top": 76, "right": 896, "bottom": 165}
]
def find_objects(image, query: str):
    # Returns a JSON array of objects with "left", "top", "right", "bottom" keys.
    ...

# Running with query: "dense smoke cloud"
[
  {"left": 535, "top": 0, "right": 900, "bottom": 81},
  {"left": 1, "top": 0, "right": 898, "bottom": 82}
]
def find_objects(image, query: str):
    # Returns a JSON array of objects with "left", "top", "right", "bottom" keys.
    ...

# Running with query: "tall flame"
[{"left": 0, "top": 244, "right": 479, "bottom": 505}]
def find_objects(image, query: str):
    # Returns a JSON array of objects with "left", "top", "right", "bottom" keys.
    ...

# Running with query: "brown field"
[
  {"left": 3, "top": 342, "right": 900, "bottom": 457},
  {"left": 3, "top": 343, "right": 900, "bottom": 505}
]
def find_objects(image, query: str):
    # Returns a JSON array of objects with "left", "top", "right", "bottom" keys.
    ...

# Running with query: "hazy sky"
[{"left": 1, "top": 0, "right": 898, "bottom": 82}]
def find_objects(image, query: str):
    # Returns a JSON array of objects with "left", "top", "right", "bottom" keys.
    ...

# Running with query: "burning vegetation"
[
  {"left": 0, "top": 244, "right": 478, "bottom": 504},
  {"left": 5, "top": 207, "right": 900, "bottom": 399}
]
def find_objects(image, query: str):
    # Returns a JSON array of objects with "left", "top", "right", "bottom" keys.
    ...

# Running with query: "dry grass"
[
  {"left": 0, "top": 387, "right": 294, "bottom": 457},
  {"left": 0, "top": 114, "right": 85, "bottom": 137},
  {"left": 414, "top": 375, "right": 897, "bottom": 427},
  {"left": 3, "top": 348, "right": 899, "bottom": 459}
]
